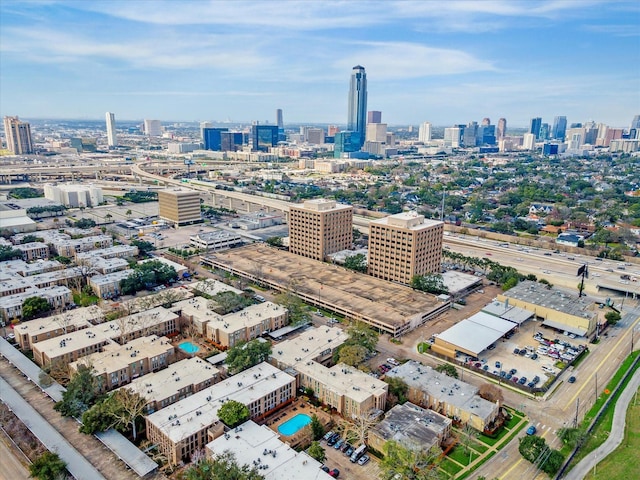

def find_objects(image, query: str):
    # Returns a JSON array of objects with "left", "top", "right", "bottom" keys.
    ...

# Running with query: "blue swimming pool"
[
  {"left": 278, "top": 413, "right": 312, "bottom": 436},
  {"left": 178, "top": 341, "right": 200, "bottom": 354}
]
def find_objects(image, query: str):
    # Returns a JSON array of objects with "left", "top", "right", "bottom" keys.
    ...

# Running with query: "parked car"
[
  {"left": 513, "top": 348, "right": 520, "bottom": 355},
  {"left": 329, "top": 468, "right": 340, "bottom": 478},
  {"left": 531, "top": 353, "right": 538, "bottom": 360},
  {"left": 518, "top": 377, "right": 527, "bottom": 385},
  {"left": 495, "top": 361, "right": 502, "bottom": 369},
  {"left": 509, "top": 368, "right": 517, "bottom": 375},
  {"left": 345, "top": 446, "right": 354, "bottom": 457},
  {"left": 526, "top": 425, "right": 537, "bottom": 435},
  {"left": 334, "top": 439, "right": 344, "bottom": 450},
  {"left": 342, "top": 443, "right": 351, "bottom": 453},
  {"left": 357, "top": 455, "right": 370, "bottom": 466},
  {"left": 323, "top": 431, "right": 334, "bottom": 441},
  {"left": 568, "top": 376, "right": 576, "bottom": 383},
  {"left": 321, "top": 466, "right": 330, "bottom": 472}
]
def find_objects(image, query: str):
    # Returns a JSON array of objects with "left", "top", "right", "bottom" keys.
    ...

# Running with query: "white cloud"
[{"left": 334, "top": 41, "right": 495, "bottom": 79}]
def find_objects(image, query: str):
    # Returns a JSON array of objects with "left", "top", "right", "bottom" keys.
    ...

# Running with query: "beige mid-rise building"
[
  {"left": 158, "top": 188, "right": 202, "bottom": 227},
  {"left": 288, "top": 199, "right": 352, "bottom": 261},
  {"left": 368, "top": 212, "right": 444, "bottom": 285}
]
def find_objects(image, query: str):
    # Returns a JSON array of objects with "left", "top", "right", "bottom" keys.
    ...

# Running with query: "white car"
[{"left": 387, "top": 358, "right": 400, "bottom": 366}]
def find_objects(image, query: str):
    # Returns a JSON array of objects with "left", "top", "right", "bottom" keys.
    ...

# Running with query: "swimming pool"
[
  {"left": 178, "top": 341, "right": 200, "bottom": 354},
  {"left": 277, "top": 413, "right": 312, "bottom": 436}
]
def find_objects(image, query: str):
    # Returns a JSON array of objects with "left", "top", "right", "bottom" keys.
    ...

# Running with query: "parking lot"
[
  {"left": 321, "top": 433, "right": 381, "bottom": 480},
  {"left": 456, "top": 321, "right": 587, "bottom": 389}
]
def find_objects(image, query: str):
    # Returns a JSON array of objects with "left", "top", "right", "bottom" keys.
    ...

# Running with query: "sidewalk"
[{"left": 562, "top": 367, "right": 640, "bottom": 480}]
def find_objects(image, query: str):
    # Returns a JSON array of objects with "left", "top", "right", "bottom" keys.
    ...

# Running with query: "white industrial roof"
[{"left": 436, "top": 312, "right": 516, "bottom": 355}]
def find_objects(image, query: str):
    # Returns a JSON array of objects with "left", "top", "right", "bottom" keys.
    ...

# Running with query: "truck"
[{"left": 350, "top": 444, "right": 367, "bottom": 463}]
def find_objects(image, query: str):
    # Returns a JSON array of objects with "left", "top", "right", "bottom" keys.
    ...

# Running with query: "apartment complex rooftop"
[
  {"left": 296, "top": 362, "right": 388, "bottom": 404},
  {"left": 76, "top": 245, "right": 138, "bottom": 260},
  {"left": 15, "top": 305, "right": 102, "bottom": 337},
  {"left": 205, "top": 420, "right": 332, "bottom": 480},
  {"left": 219, "top": 302, "right": 287, "bottom": 334},
  {"left": 385, "top": 361, "right": 496, "bottom": 422},
  {"left": 272, "top": 326, "right": 348, "bottom": 367},
  {"left": 146, "top": 362, "right": 294, "bottom": 442},
  {"left": 187, "top": 280, "right": 243, "bottom": 296},
  {"left": 72, "top": 335, "right": 174, "bottom": 376},
  {"left": 0, "top": 259, "right": 63, "bottom": 277},
  {"left": 122, "top": 357, "right": 219, "bottom": 406},
  {"left": 98, "top": 306, "right": 179, "bottom": 339},
  {"left": 371, "top": 402, "right": 451, "bottom": 451},
  {"left": 31, "top": 324, "right": 113, "bottom": 359},
  {"left": 90, "top": 269, "right": 134, "bottom": 286}
]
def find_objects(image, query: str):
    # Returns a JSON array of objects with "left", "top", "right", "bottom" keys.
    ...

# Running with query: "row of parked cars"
[
  {"left": 533, "top": 333, "right": 583, "bottom": 362},
  {"left": 322, "top": 431, "right": 370, "bottom": 467}
]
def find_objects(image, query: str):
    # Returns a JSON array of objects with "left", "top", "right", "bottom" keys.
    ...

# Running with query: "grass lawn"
[
  {"left": 583, "top": 387, "right": 640, "bottom": 479},
  {"left": 73, "top": 292, "right": 99, "bottom": 307},
  {"left": 467, "top": 439, "right": 489, "bottom": 454},
  {"left": 505, "top": 415, "right": 522, "bottom": 429},
  {"left": 439, "top": 458, "right": 464, "bottom": 475},
  {"left": 447, "top": 446, "right": 479, "bottom": 466},
  {"left": 456, "top": 451, "right": 497, "bottom": 480}
]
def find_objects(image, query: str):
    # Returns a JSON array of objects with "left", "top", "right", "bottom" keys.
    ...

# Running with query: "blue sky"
[{"left": 1, "top": 0, "right": 639, "bottom": 127}]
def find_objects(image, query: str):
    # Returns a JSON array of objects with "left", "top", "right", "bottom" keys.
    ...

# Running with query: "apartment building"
[
  {"left": 14, "top": 305, "right": 103, "bottom": 350},
  {"left": 76, "top": 245, "right": 139, "bottom": 261},
  {"left": 158, "top": 188, "right": 202, "bottom": 227},
  {"left": 368, "top": 212, "right": 444, "bottom": 285},
  {"left": 0, "top": 259, "right": 63, "bottom": 277},
  {"left": 385, "top": 361, "right": 499, "bottom": 431},
  {"left": 32, "top": 325, "right": 113, "bottom": 367},
  {"left": 369, "top": 402, "right": 452, "bottom": 454},
  {"left": 70, "top": 335, "right": 175, "bottom": 391},
  {"left": 122, "top": 357, "right": 219, "bottom": 413},
  {"left": 145, "top": 362, "right": 295, "bottom": 465},
  {"left": 15, "top": 242, "right": 50, "bottom": 261},
  {"left": 205, "top": 420, "right": 333, "bottom": 480},
  {"left": 288, "top": 199, "right": 353, "bottom": 261},
  {"left": 0, "top": 286, "right": 73, "bottom": 322},
  {"left": 52, "top": 235, "right": 113, "bottom": 257},
  {"left": 173, "top": 297, "right": 288, "bottom": 348},
  {"left": 89, "top": 269, "right": 134, "bottom": 299},
  {"left": 99, "top": 306, "right": 179, "bottom": 345}
]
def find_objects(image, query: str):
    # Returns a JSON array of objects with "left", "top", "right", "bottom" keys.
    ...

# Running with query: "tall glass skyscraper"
[
  {"left": 347, "top": 65, "right": 367, "bottom": 147},
  {"left": 552, "top": 116, "right": 567, "bottom": 141}
]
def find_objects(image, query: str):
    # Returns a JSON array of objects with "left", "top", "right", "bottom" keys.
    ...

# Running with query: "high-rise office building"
[
  {"left": 200, "top": 121, "right": 213, "bottom": 140},
  {"left": 105, "top": 112, "right": 118, "bottom": 148},
  {"left": 3, "top": 116, "right": 34, "bottom": 154},
  {"left": 328, "top": 125, "right": 340, "bottom": 137},
  {"left": 481, "top": 117, "right": 491, "bottom": 126},
  {"left": 631, "top": 115, "right": 640, "bottom": 130},
  {"left": 276, "top": 109, "right": 284, "bottom": 129},
  {"left": 158, "top": 188, "right": 202, "bottom": 227},
  {"left": 529, "top": 117, "right": 542, "bottom": 139},
  {"left": 463, "top": 122, "right": 478, "bottom": 147},
  {"left": 366, "top": 123, "right": 387, "bottom": 142},
  {"left": 334, "top": 131, "right": 361, "bottom": 158},
  {"left": 251, "top": 125, "right": 279, "bottom": 152},
  {"left": 551, "top": 116, "right": 567, "bottom": 141},
  {"left": 523, "top": 133, "right": 536, "bottom": 150},
  {"left": 203, "top": 127, "right": 228, "bottom": 151},
  {"left": 419, "top": 122, "right": 432, "bottom": 143},
  {"left": 443, "top": 127, "right": 462, "bottom": 148},
  {"left": 368, "top": 212, "right": 444, "bottom": 285},
  {"left": 539, "top": 123, "right": 550, "bottom": 141},
  {"left": 288, "top": 199, "right": 353, "bottom": 261},
  {"left": 497, "top": 118, "right": 507, "bottom": 141},
  {"left": 478, "top": 125, "right": 496, "bottom": 145},
  {"left": 347, "top": 65, "right": 367, "bottom": 147},
  {"left": 220, "top": 131, "right": 243, "bottom": 152},
  {"left": 144, "top": 119, "right": 163, "bottom": 136},
  {"left": 368, "top": 111, "right": 382, "bottom": 124},
  {"left": 306, "top": 128, "right": 325, "bottom": 145}
]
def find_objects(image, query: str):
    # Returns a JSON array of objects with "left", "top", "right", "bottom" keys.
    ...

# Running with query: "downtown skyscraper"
[
  {"left": 347, "top": 65, "right": 367, "bottom": 147},
  {"left": 105, "top": 112, "right": 117, "bottom": 148},
  {"left": 3, "top": 116, "right": 33, "bottom": 154}
]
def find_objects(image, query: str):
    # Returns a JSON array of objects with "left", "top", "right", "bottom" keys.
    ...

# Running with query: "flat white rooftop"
[
  {"left": 371, "top": 211, "right": 443, "bottom": 230},
  {"left": 146, "top": 362, "right": 295, "bottom": 443},
  {"left": 123, "top": 357, "right": 218, "bottom": 406},
  {"left": 15, "top": 305, "right": 102, "bottom": 337},
  {"left": 217, "top": 302, "right": 287, "bottom": 334},
  {"left": 272, "top": 326, "right": 348, "bottom": 367},
  {"left": 206, "top": 420, "right": 332, "bottom": 480},
  {"left": 296, "top": 362, "right": 387, "bottom": 403}
]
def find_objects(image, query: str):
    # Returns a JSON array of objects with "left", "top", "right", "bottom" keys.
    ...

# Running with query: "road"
[
  {"left": 563, "top": 367, "right": 640, "bottom": 480},
  {"left": 0, "top": 376, "right": 106, "bottom": 480}
]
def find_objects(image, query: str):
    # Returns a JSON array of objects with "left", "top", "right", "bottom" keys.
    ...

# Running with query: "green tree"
[
  {"left": 130, "top": 239, "right": 155, "bottom": 255},
  {"left": 346, "top": 321, "right": 378, "bottom": 353},
  {"left": 344, "top": 253, "right": 367, "bottom": 273},
  {"left": 226, "top": 339, "right": 272, "bottom": 375},
  {"left": 385, "top": 377, "right": 409, "bottom": 405},
  {"left": 310, "top": 414, "right": 324, "bottom": 440},
  {"left": 518, "top": 435, "right": 546, "bottom": 463},
  {"left": 212, "top": 291, "right": 252, "bottom": 315},
  {"left": 29, "top": 451, "right": 67, "bottom": 480},
  {"left": 605, "top": 311, "right": 621, "bottom": 325},
  {"left": 0, "top": 245, "right": 23, "bottom": 261},
  {"left": 21, "top": 296, "right": 52, "bottom": 320},
  {"left": 265, "top": 236, "right": 283, "bottom": 247},
  {"left": 184, "top": 452, "right": 264, "bottom": 480},
  {"left": 410, "top": 274, "right": 449, "bottom": 295},
  {"left": 119, "top": 260, "right": 178, "bottom": 295},
  {"left": 275, "top": 290, "right": 311, "bottom": 326},
  {"left": 75, "top": 218, "right": 96, "bottom": 229},
  {"left": 337, "top": 344, "right": 368, "bottom": 367},
  {"left": 54, "top": 255, "right": 72, "bottom": 264},
  {"left": 380, "top": 440, "right": 445, "bottom": 480},
  {"left": 434, "top": 363, "right": 458, "bottom": 379},
  {"left": 54, "top": 364, "right": 103, "bottom": 417},
  {"left": 126, "top": 209, "right": 132, "bottom": 219},
  {"left": 307, "top": 441, "right": 326, "bottom": 462},
  {"left": 19, "top": 234, "right": 44, "bottom": 244},
  {"left": 218, "top": 400, "right": 250, "bottom": 428}
]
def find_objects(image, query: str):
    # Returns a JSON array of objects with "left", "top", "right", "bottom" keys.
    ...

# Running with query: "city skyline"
[{"left": 1, "top": 1, "right": 639, "bottom": 126}]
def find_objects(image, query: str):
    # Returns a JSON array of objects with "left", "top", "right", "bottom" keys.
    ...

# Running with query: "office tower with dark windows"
[
  {"left": 347, "top": 65, "right": 367, "bottom": 147},
  {"left": 529, "top": 117, "right": 542, "bottom": 139},
  {"left": 3, "top": 116, "right": 34, "bottom": 154},
  {"left": 105, "top": 112, "right": 118, "bottom": 148},
  {"left": 478, "top": 124, "right": 496, "bottom": 145},
  {"left": 497, "top": 118, "right": 507, "bottom": 141},
  {"left": 203, "top": 127, "right": 228, "bottom": 151},
  {"left": 368, "top": 212, "right": 444, "bottom": 286},
  {"left": 368, "top": 111, "right": 382, "bottom": 124},
  {"left": 463, "top": 122, "right": 478, "bottom": 147},
  {"left": 251, "top": 125, "right": 279, "bottom": 152},
  {"left": 539, "top": 123, "right": 549, "bottom": 141},
  {"left": 220, "top": 132, "right": 243, "bottom": 152},
  {"left": 288, "top": 199, "right": 353, "bottom": 261},
  {"left": 276, "top": 109, "right": 284, "bottom": 129},
  {"left": 552, "top": 116, "right": 567, "bottom": 141}
]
